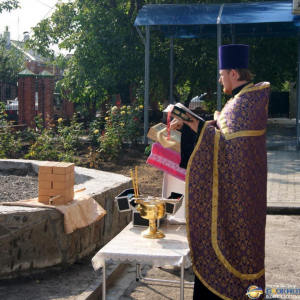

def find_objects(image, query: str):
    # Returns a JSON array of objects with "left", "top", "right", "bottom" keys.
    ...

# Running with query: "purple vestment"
[{"left": 186, "top": 82, "right": 270, "bottom": 300}]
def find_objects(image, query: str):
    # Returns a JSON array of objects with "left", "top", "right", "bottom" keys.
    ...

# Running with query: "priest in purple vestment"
[{"left": 171, "top": 44, "right": 270, "bottom": 300}]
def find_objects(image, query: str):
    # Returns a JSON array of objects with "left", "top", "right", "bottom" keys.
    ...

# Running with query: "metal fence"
[{"left": 0, "top": 71, "right": 18, "bottom": 122}]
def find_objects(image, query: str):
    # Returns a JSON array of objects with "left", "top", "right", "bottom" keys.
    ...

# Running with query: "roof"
[
  {"left": 38, "top": 70, "right": 54, "bottom": 77},
  {"left": 134, "top": 1, "right": 300, "bottom": 38},
  {"left": 11, "top": 40, "right": 50, "bottom": 63},
  {"left": 18, "top": 69, "right": 36, "bottom": 77}
]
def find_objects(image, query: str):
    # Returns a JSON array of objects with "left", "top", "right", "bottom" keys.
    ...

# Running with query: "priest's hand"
[
  {"left": 183, "top": 113, "right": 200, "bottom": 133},
  {"left": 170, "top": 118, "right": 184, "bottom": 130},
  {"left": 170, "top": 114, "right": 199, "bottom": 133}
]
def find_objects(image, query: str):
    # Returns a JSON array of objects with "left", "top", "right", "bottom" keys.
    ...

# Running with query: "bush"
[
  {"left": 25, "top": 128, "right": 59, "bottom": 161},
  {"left": 57, "top": 115, "right": 84, "bottom": 151},
  {"left": 144, "top": 143, "right": 153, "bottom": 157},
  {"left": 121, "top": 105, "right": 143, "bottom": 144},
  {"left": 0, "top": 102, "right": 21, "bottom": 159},
  {"left": 88, "top": 117, "right": 104, "bottom": 147},
  {"left": 21, "top": 114, "right": 44, "bottom": 145},
  {"left": 25, "top": 115, "right": 83, "bottom": 163},
  {"left": 96, "top": 104, "right": 143, "bottom": 161}
]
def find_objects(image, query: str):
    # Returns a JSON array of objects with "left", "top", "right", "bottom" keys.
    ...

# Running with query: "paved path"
[{"left": 266, "top": 119, "right": 300, "bottom": 212}]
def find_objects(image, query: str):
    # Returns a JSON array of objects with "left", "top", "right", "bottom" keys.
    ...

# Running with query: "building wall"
[{"left": 25, "top": 61, "right": 62, "bottom": 81}]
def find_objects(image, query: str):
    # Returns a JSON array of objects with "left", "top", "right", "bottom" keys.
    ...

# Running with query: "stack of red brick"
[{"left": 38, "top": 162, "right": 75, "bottom": 205}]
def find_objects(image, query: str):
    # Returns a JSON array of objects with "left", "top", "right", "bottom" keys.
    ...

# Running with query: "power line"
[
  {"left": 38, "top": 0, "right": 58, "bottom": 19},
  {"left": 34, "top": 0, "right": 53, "bottom": 9}
]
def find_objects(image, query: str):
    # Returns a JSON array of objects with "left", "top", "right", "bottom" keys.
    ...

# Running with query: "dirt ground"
[{"left": 78, "top": 143, "right": 164, "bottom": 198}]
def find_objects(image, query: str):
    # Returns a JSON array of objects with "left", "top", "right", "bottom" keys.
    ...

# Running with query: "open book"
[
  {"left": 147, "top": 123, "right": 181, "bottom": 153},
  {"left": 163, "top": 103, "right": 203, "bottom": 122}
]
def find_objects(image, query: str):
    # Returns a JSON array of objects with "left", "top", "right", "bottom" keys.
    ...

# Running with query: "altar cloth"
[
  {"left": 92, "top": 221, "right": 191, "bottom": 271},
  {"left": 0, "top": 193, "right": 106, "bottom": 234},
  {"left": 146, "top": 142, "right": 186, "bottom": 181}
]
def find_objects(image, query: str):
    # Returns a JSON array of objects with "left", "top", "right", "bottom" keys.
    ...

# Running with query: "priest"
[{"left": 171, "top": 44, "right": 270, "bottom": 300}]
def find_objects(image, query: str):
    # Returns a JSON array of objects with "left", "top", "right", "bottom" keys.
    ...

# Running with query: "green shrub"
[
  {"left": 99, "top": 115, "right": 122, "bottom": 161},
  {"left": 88, "top": 117, "right": 104, "bottom": 147},
  {"left": 25, "top": 128, "right": 59, "bottom": 161},
  {"left": 25, "top": 115, "right": 83, "bottom": 163},
  {"left": 144, "top": 143, "right": 153, "bottom": 157},
  {"left": 121, "top": 105, "right": 143, "bottom": 144},
  {"left": 57, "top": 115, "right": 84, "bottom": 151},
  {"left": 0, "top": 102, "right": 22, "bottom": 158},
  {"left": 21, "top": 114, "right": 44, "bottom": 145}
]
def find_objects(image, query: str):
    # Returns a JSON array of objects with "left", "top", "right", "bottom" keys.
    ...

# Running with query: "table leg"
[
  {"left": 136, "top": 264, "right": 141, "bottom": 281},
  {"left": 180, "top": 262, "right": 184, "bottom": 300},
  {"left": 102, "top": 261, "right": 106, "bottom": 300}
]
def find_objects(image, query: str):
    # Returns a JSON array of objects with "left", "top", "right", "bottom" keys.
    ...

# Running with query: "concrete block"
[{"left": 53, "top": 217, "right": 69, "bottom": 252}]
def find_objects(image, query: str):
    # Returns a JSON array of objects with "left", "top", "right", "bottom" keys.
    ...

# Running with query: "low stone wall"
[{"left": 0, "top": 159, "right": 132, "bottom": 279}]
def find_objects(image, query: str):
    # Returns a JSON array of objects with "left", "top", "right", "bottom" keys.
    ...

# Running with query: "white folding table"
[{"left": 92, "top": 221, "right": 193, "bottom": 300}]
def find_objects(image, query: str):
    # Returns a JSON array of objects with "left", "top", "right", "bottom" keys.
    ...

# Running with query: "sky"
[{"left": 0, "top": 0, "right": 70, "bottom": 53}]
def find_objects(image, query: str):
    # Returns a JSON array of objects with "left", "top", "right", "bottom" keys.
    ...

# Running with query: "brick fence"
[{"left": 17, "top": 69, "right": 74, "bottom": 128}]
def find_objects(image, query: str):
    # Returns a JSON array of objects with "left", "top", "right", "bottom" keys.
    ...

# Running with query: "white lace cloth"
[{"left": 92, "top": 222, "right": 191, "bottom": 271}]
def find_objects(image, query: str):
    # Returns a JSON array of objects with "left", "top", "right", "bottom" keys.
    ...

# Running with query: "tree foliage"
[
  {"left": 27, "top": 0, "right": 298, "bottom": 113},
  {"left": 0, "top": 0, "right": 19, "bottom": 14},
  {"left": 0, "top": 1, "right": 24, "bottom": 75},
  {"left": 27, "top": 0, "right": 146, "bottom": 113},
  {"left": 0, "top": 39, "right": 25, "bottom": 74}
]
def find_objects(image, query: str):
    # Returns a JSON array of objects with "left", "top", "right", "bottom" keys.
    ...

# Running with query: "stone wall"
[{"left": 0, "top": 160, "right": 132, "bottom": 279}]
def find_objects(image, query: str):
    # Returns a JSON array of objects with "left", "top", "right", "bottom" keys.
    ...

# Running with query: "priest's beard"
[{"left": 223, "top": 86, "right": 232, "bottom": 95}]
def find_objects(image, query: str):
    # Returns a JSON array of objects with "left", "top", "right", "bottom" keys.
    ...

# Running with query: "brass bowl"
[{"left": 136, "top": 199, "right": 166, "bottom": 239}]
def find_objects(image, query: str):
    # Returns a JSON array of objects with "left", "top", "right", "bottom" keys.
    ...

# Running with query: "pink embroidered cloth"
[{"left": 146, "top": 142, "right": 186, "bottom": 181}]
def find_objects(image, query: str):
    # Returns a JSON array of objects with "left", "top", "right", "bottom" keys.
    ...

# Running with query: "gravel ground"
[{"left": 0, "top": 170, "right": 38, "bottom": 202}]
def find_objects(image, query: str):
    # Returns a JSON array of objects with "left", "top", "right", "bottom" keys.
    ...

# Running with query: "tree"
[
  {"left": 0, "top": 0, "right": 19, "bottom": 13},
  {"left": 0, "top": 1, "right": 24, "bottom": 75},
  {"left": 0, "top": 37, "right": 25, "bottom": 74},
  {"left": 27, "top": 0, "right": 298, "bottom": 114},
  {"left": 27, "top": 0, "right": 146, "bottom": 114}
]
